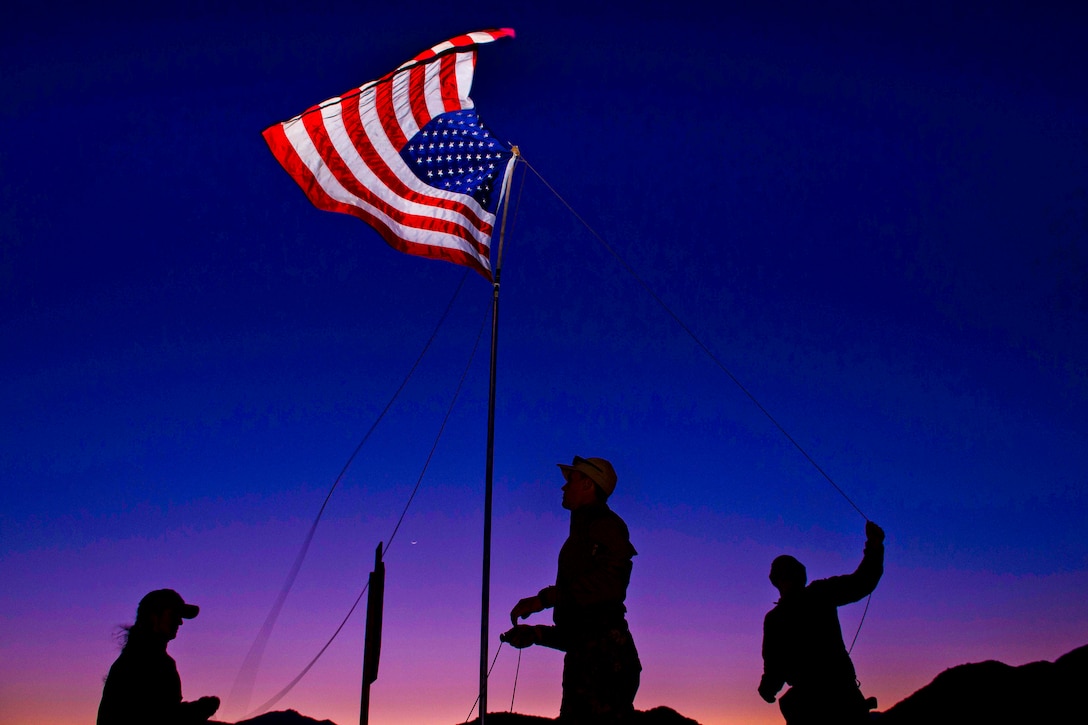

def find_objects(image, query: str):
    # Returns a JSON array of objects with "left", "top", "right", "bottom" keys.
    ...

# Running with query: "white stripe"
[
  {"left": 465, "top": 30, "right": 503, "bottom": 44},
  {"left": 388, "top": 70, "right": 420, "bottom": 141},
  {"left": 425, "top": 39, "right": 456, "bottom": 58},
  {"left": 454, "top": 51, "right": 477, "bottom": 107},
  {"left": 420, "top": 60, "right": 447, "bottom": 122}
]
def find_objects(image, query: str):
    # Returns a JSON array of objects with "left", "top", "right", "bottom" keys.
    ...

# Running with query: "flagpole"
[{"left": 480, "top": 147, "right": 519, "bottom": 725}]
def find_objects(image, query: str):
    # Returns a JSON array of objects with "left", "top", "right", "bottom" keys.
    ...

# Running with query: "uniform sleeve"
[
  {"left": 532, "top": 624, "right": 570, "bottom": 652},
  {"left": 537, "top": 584, "right": 559, "bottom": 608},
  {"left": 810, "top": 538, "right": 884, "bottom": 606}
]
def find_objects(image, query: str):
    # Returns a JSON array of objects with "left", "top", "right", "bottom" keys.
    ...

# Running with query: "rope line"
[
  {"left": 464, "top": 643, "right": 506, "bottom": 723},
  {"left": 385, "top": 291, "right": 492, "bottom": 556},
  {"left": 246, "top": 582, "right": 370, "bottom": 717},
  {"left": 520, "top": 157, "right": 868, "bottom": 522},
  {"left": 509, "top": 648, "right": 522, "bottom": 713},
  {"left": 238, "top": 271, "right": 487, "bottom": 717},
  {"left": 848, "top": 593, "right": 873, "bottom": 654}
]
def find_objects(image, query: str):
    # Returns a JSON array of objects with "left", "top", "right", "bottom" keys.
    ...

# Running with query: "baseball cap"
[{"left": 137, "top": 589, "right": 200, "bottom": 619}]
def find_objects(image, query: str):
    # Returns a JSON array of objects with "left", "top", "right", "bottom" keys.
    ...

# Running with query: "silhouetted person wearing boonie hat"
[
  {"left": 759, "top": 521, "right": 885, "bottom": 725},
  {"left": 97, "top": 589, "right": 220, "bottom": 725},
  {"left": 502, "top": 455, "right": 641, "bottom": 724}
]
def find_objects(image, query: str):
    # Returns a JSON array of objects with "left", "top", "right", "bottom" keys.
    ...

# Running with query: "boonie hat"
[
  {"left": 557, "top": 455, "right": 617, "bottom": 497},
  {"left": 138, "top": 589, "right": 200, "bottom": 619}
]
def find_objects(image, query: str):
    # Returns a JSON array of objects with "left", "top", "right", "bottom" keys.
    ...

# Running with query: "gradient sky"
[{"left": 2, "top": 2, "right": 1086, "bottom": 725}]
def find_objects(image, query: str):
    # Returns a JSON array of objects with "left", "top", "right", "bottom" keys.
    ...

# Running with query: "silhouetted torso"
[
  {"left": 762, "top": 577, "right": 863, "bottom": 688},
  {"left": 548, "top": 501, "right": 635, "bottom": 637},
  {"left": 761, "top": 539, "right": 883, "bottom": 724},
  {"left": 97, "top": 629, "right": 198, "bottom": 725}
]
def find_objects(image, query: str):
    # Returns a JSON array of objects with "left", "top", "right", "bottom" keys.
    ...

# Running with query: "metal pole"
[
  {"left": 480, "top": 280, "right": 499, "bottom": 725},
  {"left": 480, "top": 149, "right": 518, "bottom": 725}
]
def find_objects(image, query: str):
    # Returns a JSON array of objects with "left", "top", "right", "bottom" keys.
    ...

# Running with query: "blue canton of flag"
[{"left": 400, "top": 109, "right": 513, "bottom": 214}]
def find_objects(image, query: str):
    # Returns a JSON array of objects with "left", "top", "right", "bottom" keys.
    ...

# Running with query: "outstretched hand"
[
  {"left": 865, "top": 520, "right": 885, "bottom": 544},
  {"left": 510, "top": 595, "right": 544, "bottom": 625}
]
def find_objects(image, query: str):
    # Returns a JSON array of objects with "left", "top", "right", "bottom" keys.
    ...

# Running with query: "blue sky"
[{"left": 2, "top": 2, "right": 1086, "bottom": 724}]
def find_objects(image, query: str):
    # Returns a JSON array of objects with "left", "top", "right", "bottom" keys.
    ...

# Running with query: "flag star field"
[{"left": 401, "top": 111, "right": 512, "bottom": 209}]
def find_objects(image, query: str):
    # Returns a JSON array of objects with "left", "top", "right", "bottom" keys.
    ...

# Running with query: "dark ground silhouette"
[
  {"left": 463, "top": 707, "right": 700, "bottom": 725},
  {"left": 214, "top": 643, "right": 1087, "bottom": 725},
  {"left": 218, "top": 710, "right": 337, "bottom": 725},
  {"left": 873, "top": 642, "right": 1087, "bottom": 724},
  {"left": 217, "top": 705, "right": 698, "bottom": 725}
]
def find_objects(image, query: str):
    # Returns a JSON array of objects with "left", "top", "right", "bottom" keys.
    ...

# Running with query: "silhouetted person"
[
  {"left": 97, "top": 589, "right": 221, "bottom": 725},
  {"left": 502, "top": 455, "right": 641, "bottom": 724},
  {"left": 759, "top": 521, "right": 885, "bottom": 725}
]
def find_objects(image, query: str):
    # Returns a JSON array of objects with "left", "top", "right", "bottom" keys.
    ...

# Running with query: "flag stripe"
[
  {"left": 343, "top": 88, "right": 493, "bottom": 235},
  {"left": 267, "top": 117, "right": 493, "bottom": 268},
  {"left": 375, "top": 75, "right": 408, "bottom": 151},
  {"left": 262, "top": 28, "right": 514, "bottom": 279},
  {"left": 300, "top": 97, "right": 494, "bottom": 255},
  {"left": 439, "top": 53, "right": 460, "bottom": 113},
  {"left": 389, "top": 71, "right": 420, "bottom": 143},
  {"left": 408, "top": 64, "right": 433, "bottom": 132}
]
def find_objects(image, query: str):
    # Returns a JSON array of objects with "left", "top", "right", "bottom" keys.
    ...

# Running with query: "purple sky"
[{"left": 2, "top": 2, "right": 1086, "bottom": 724}]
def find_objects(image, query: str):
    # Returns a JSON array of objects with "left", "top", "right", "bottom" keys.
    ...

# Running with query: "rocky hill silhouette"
[
  {"left": 220, "top": 705, "right": 699, "bottom": 725},
  {"left": 874, "top": 642, "right": 1086, "bottom": 723},
  {"left": 218, "top": 643, "right": 1086, "bottom": 725},
  {"left": 460, "top": 707, "right": 701, "bottom": 725},
  {"left": 224, "top": 710, "right": 338, "bottom": 725}
]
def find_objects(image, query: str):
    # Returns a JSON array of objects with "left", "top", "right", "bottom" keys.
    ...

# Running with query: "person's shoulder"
[
  {"left": 589, "top": 504, "right": 629, "bottom": 534},
  {"left": 584, "top": 504, "right": 636, "bottom": 554}
]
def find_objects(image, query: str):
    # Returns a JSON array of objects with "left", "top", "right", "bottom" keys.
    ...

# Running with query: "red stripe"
[
  {"left": 438, "top": 53, "right": 461, "bottom": 113},
  {"left": 263, "top": 123, "right": 491, "bottom": 280},
  {"left": 450, "top": 32, "right": 485, "bottom": 49},
  {"left": 375, "top": 76, "right": 407, "bottom": 150},
  {"left": 406, "top": 65, "right": 432, "bottom": 133},
  {"left": 300, "top": 103, "right": 492, "bottom": 257},
  {"left": 411, "top": 48, "right": 437, "bottom": 63}
]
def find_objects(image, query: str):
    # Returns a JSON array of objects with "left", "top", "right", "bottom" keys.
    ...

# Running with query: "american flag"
[{"left": 262, "top": 29, "right": 516, "bottom": 280}]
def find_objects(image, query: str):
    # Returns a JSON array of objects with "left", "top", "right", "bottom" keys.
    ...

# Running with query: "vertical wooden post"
[{"left": 360, "top": 543, "right": 385, "bottom": 725}]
